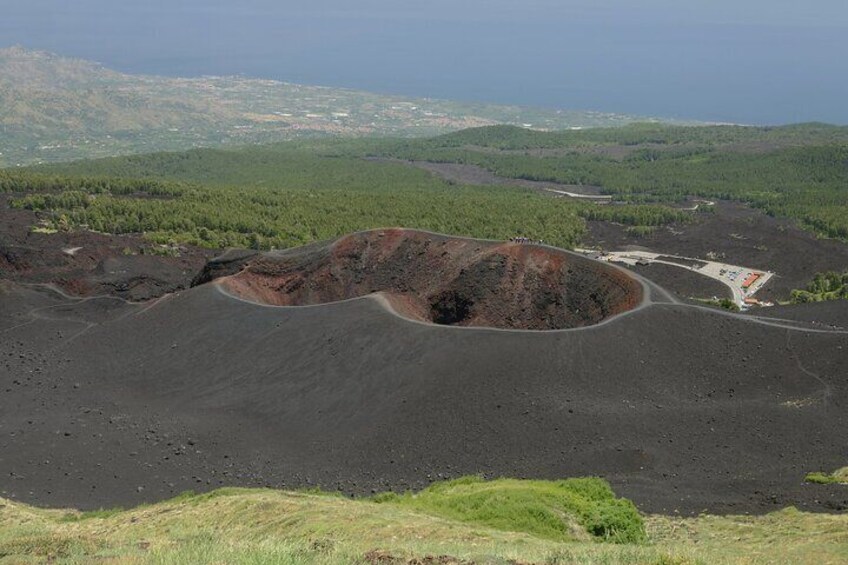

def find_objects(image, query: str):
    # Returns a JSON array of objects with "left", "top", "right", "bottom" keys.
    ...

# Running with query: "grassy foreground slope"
[{"left": 1, "top": 479, "right": 847, "bottom": 564}]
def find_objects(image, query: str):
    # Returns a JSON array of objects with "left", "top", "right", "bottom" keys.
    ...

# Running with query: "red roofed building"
[{"left": 741, "top": 273, "right": 762, "bottom": 289}]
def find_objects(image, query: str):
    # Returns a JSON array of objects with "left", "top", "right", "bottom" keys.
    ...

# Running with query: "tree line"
[{"left": 8, "top": 146, "right": 693, "bottom": 251}]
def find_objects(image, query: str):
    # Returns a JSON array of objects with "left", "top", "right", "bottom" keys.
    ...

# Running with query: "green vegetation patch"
[
  {"left": 2, "top": 482, "right": 848, "bottom": 564},
  {"left": 58, "top": 507, "right": 124, "bottom": 523},
  {"left": 5, "top": 167, "right": 589, "bottom": 250},
  {"left": 372, "top": 124, "right": 848, "bottom": 241},
  {"left": 7, "top": 122, "right": 848, "bottom": 252},
  {"left": 5, "top": 145, "right": 692, "bottom": 252},
  {"left": 373, "top": 476, "right": 646, "bottom": 544},
  {"left": 697, "top": 298, "right": 741, "bottom": 312},
  {"left": 805, "top": 467, "right": 848, "bottom": 485},
  {"left": 791, "top": 271, "right": 848, "bottom": 303},
  {"left": 425, "top": 123, "right": 848, "bottom": 151}
]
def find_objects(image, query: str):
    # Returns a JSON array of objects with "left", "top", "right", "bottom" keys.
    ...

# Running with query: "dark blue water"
[{"left": 3, "top": 1, "right": 847, "bottom": 125}]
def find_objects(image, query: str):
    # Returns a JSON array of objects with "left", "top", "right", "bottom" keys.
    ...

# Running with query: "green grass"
[
  {"left": 374, "top": 476, "right": 645, "bottom": 544},
  {"left": 57, "top": 507, "right": 125, "bottom": 523},
  {"left": 1, "top": 479, "right": 847, "bottom": 564},
  {"left": 29, "top": 225, "right": 58, "bottom": 234},
  {"left": 805, "top": 467, "right": 848, "bottom": 485}
]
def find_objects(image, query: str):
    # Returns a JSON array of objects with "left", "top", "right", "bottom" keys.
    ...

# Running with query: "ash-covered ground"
[{"left": 3, "top": 230, "right": 848, "bottom": 517}]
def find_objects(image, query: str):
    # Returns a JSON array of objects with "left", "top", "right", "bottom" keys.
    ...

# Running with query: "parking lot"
[{"left": 581, "top": 249, "right": 774, "bottom": 308}]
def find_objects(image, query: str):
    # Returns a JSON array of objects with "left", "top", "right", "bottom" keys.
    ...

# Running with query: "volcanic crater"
[{"left": 197, "top": 229, "right": 643, "bottom": 330}]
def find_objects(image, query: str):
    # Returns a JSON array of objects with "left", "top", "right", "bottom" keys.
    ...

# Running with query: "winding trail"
[
  {"left": 1, "top": 287, "right": 131, "bottom": 334},
  {"left": 1, "top": 283, "right": 150, "bottom": 354},
  {"left": 785, "top": 330, "right": 834, "bottom": 407}
]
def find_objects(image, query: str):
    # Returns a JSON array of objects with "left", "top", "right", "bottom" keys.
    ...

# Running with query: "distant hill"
[
  {"left": 427, "top": 122, "right": 848, "bottom": 150},
  {"left": 0, "top": 46, "right": 688, "bottom": 166}
]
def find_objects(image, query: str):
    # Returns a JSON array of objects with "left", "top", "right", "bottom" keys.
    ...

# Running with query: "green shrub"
[
  {"left": 372, "top": 476, "right": 646, "bottom": 544},
  {"left": 626, "top": 225, "right": 658, "bottom": 237},
  {"left": 805, "top": 472, "right": 837, "bottom": 485},
  {"left": 805, "top": 468, "right": 848, "bottom": 485},
  {"left": 718, "top": 298, "right": 740, "bottom": 311},
  {"left": 791, "top": 271, "right": 848, "bottom": 304},
  {"left": 700, "top": 298, "right": 740, "bottom": 311}
]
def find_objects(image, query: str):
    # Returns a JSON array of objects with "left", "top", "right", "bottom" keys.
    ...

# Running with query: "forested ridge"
[
  {"left": 3, "top": 138, "right": 699, "bottom": 250},
  {"left": 5, "top": 122, "right": 848, "bottom": 249},
  {"left": 1, "top": 170, "right": 577, "bottom": 250},
  {"left": 420, "top": 122, "right": 848, "bottom": 149},
  {"left": 368, "top": 125, "right": 848, "bottom": 240}
]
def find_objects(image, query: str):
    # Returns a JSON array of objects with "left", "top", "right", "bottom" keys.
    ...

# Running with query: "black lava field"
[{"left": 2, "top": 231, "right": 848, "bottom": 516}]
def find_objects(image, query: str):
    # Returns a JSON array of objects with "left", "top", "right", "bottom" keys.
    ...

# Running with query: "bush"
[
  {"left": 701, "top": 298, "right": 740, "bottom": 311},
  {"left": 626, "top": 225, "right": 658, "bottom": 237},
  {"left": 372, "top": 476, "right": 646, "bottom": 544},
  {"left": 805, "top": 468, "right": 848, "bottom": 485},
  {"left": 791, "top": 271, "right": 848, "bottom": 304},
  {"left": 805, "top": 472, "right": 837, "bottom": 485},
  {"left": 718, "top": 298, "right": 740, "bottom": 312}
]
